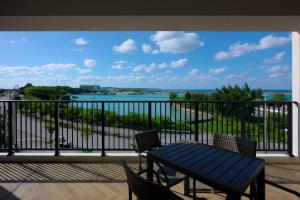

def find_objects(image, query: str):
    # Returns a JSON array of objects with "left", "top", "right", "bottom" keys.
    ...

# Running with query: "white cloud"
[
  {"left": 145, "top": 63, "right": 157, "bottom": 72},
  {"left": 268, "top": 73, "right": 284, "bottom": 78},
  {"left": 209, "top": 67, "right": 227, "bottom": 74},
  {"left": 113, "top": 39, "right": 137, "bottom": 53},
  {"left": 78, "top": 68, "right": 92, "bottom": 74},
  {"left": 76, "top": 74, "right": 147, "bottom": 84},
  {"left": 132, "top": 65, "right": 145, "bottom": 73},
  {"left": 84, "top": 59, "right": 97, "bottom": 67},
  {"left": 214, "top": 34, "right": 291, "bottom": 61},
  {"left": 151, "top": 49, "right": 160, "bottom": 54},
  {"left": 225, "top": 71, "right": 251, "bottom": 80},
  {"left": 142, "top": 44, "right": 152, "bottom": 54},
  {"left": 10, "top": 40, "right": 16, "bottom": 44},
  {"left": 261, "top": 65, "right": 289, "bottom": 74},
  {"left": 132, "top": 63, "right": 157, "bottom": 73},
  {"left": 75, "top": 37, "right": 88, "bottom": 45},
  {"left": 225, "top": 74, "right": 235, "bottom": 79},
  {"left": 158, "top": 63, "right": 168, "bottom": 69},
  {"left": 150, "top": 31, "right": 203, "bottom": 54},
  {"left": 0, "top": 63, "right": 77, "bottom": 75},
  {"left": 41, "top": 63, "right": 77, "bottom": 72},
  {"left": 261, "top": 65, "right": 289, "bottom": 80},
  {"left": 264, "top": 51, "right": 285, "bottom": 64},
  {"left": 170, "top": 58, "right": 188, "bottom": 68},
  {"left": 21, "top": 37, "right": 28, "bottom": 42},
  {"left": 112, "top": 60, "right": 129, "bottom": 70},
  {"left": 188, "top": 69, "right": 200, "bottom": 77}
]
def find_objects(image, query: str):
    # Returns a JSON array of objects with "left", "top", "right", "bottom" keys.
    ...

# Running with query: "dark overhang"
[{"left": 1, "top": 0, "right": 300, "bottom": 16}]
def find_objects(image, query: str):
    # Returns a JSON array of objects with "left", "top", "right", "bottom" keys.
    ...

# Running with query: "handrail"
[
  {"left": 0, "top": 100, "right": 297, "bottom": 103},
  {"left": 0, "top": 100, "right": 294, "bottom": 155}
]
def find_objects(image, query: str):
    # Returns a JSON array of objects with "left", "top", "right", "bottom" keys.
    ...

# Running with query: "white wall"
[{"left": 292, "top": 32, "right": 300, "bottom": 157}]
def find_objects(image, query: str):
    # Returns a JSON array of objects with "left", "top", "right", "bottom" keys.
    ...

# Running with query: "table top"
[{"left": 147, "top": 142, "right": 265, "bottom": 194}]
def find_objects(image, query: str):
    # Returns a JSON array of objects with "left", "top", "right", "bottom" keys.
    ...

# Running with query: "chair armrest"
[{"left": 138, "top": 169, "right": 162, "bottom": 185}]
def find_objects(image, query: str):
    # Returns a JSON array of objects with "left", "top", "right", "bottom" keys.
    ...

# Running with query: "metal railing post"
[
  {"left": 8, "top": 102, "right": 14, "bottom": 156},
  {"left": 195, "top": 102, "right": 199, "bottom": 142},
  {"left": 101, "top": 102, "right": 105, "bottom": 156},
  {"left": 54, "top": 102, "right": 60, "bottom": 156},
  {"left": 240, "top": 103, "right": 246, "bottom": 138},
  {"left": 287, "top": 103, "right": 293, "bottom": 156},
  {"left": 148, "top": 102, "right": 152, "bottom": 130}
]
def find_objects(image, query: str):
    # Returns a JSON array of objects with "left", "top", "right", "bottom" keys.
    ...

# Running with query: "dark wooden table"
[{"left": 147, "top": 142, "right": 265, "bottom": 200}]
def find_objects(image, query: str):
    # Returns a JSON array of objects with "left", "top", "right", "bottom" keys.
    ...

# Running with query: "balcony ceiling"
[
  {"left": 1, "top": 0, "right": 300, "bottom": 16},
  {"left": 1, "top": 0, "right": 300, "bottom": 31}
]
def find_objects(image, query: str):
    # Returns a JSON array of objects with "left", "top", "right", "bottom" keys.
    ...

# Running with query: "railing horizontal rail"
[
  {"left": 0, "top": 100, "right": 297, "bottom": 103},
  {"left": 0, "top": 100, "right": 295, "bottom": 155}
]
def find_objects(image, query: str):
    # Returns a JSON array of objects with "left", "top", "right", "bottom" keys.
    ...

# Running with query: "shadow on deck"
[{"left": 0, "top": 162, "right": 298, "bottom": 200}]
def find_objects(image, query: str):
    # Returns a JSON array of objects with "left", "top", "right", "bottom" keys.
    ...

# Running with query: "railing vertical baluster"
[
  {"left": 148, "top": 101, "right": 152, "bottom": 130},
  {"left": 277, "top": 105, "right": 280, "bottom": 150},
  {"left": 287, "top": 103, "right": 293, "bottom": 156},
  {"left": 101, "top": 102, "right": 105, "bottom": 156},
  {"left": 267, "top": 104, "right": 271, "bottom": 150},
  {"left": 8, "top": 102, "right": 13, "bottom": 156},
  {"left": 195, "top": 102, "right": 199, "bottom": 142},
  {"left": 263, "top": 102, "right": 266, "bottom": 151},
  {"left": 283, "top": 104, "right": 286, "bottom": 150},
  {"left": 54, "top": 102, "right": 60, "bottom": 156},
  {"left": 240, "top": 103, "right": 246, "bottom": 138},
  {"left": 201, "top": 102, "right": 204, "bottom": 143}
]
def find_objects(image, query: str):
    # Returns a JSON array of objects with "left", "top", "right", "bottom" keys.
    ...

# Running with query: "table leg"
[
  {"left": 257, "top": 168, "right": 265, "bottom": 200},
  {"left": 184, "top": 177, "right": 190, "bottom": 197},
  {"left": 226, "top": 193, "right": 241, "bottom": 200},
  {"left": 146, "top": 156, "right": 153, "bottom": 181}
]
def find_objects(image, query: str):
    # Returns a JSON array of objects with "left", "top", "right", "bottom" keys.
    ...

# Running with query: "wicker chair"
[
  {"left": 135, "top": 130, "right": 186, "bottom": 188},
  {"left": 192, "top": 134, "right": 257, "bottom": 200},
  {"left": 122, "top": 161, "right": 183, "bottom": 200},
  {"left": 212, "top": 134, "right": 257, "bottom": 157},
  {"left": 213, "top": 134, "right": 257, "bottom": 200}
]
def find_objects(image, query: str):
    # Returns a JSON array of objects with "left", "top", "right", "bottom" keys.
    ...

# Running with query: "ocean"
[
  {"left": 72, "top": 90, "right": 292, "bottom": 102},
  {"left": 71, "top": 90, "right": 292, "bottom": 120}
]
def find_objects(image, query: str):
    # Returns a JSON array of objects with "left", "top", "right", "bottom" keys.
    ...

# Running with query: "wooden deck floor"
[{"left": 0, "top": 162, "right": 298, "bottom": 200}]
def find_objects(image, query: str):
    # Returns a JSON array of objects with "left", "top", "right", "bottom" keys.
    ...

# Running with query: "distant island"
[{"left": 0, "top": 82, "right": 291, "bottom": 101}]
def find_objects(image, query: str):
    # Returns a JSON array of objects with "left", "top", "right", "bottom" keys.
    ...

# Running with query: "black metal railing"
[{"left": 0, "top": 100, "right": 295, "bottom": 155}]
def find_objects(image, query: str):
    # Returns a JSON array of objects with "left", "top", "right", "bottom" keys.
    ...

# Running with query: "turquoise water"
[
  {"left": 72, "top": 91, "right": 292, "bottom": 102},
  {"left": 73, "top": 93, "right": 169, "bottom": 101},
  {"left": 72, "top": 93, "right": 191, "bottom": 121},
  {"left": 71, "top": 91, "right": 292, "bottom": 120}
]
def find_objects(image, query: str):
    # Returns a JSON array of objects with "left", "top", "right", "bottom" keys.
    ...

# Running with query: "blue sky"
[{"left": 0, "top": 31, "right": 292, "bottom": 89}]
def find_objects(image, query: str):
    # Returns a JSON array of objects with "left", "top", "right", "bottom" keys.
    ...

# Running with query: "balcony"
[{"left": 0, "top": 100, "right": 298, "bottom": 199}]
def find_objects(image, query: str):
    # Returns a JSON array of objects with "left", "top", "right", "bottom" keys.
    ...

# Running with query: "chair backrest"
[
  {"left": 135, "top": 130, "right": 161, "bottom": 153},
  {"left": 213, "top": 134, "right": 257, "bottom": 157},
  {"left": 122, "top": 161, "right": 182, "bottom": 200}
]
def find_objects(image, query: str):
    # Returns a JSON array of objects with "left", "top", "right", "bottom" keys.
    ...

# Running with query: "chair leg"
[
  {"left": 129, "top": 189, "right": 132, "bottom": 200},
  {"left": 139, "top": 156, "right": 142, "bottom": 171},
  {"left": 193, "top": 178, "right": 196, "bottom": 200},
  {"left": 250, "top": 181, "right": 257, "bottom": 200}
]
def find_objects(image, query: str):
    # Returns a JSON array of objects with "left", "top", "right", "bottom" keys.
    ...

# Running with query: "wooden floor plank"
[{"left": 0, "top": 162, "right": 297, "bottom": 200}]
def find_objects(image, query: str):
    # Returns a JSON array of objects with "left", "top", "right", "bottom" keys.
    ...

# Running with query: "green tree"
[
  {"left": 271, "top": 92, "right": 287, "bottom": 102},
  {"left": 184, "top": 92, "right": 192, "bottom": 100},
  {"left": 211, "top": 83, "right": 263, "bottom": 120},
  {"left": 169, "top": 92, "right": 177, "bottom": 100},
  {"left": 24, "top": 85, "right": 70, "bottom": 100}
]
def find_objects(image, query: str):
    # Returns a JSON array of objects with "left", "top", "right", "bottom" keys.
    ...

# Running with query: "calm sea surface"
[{"left": 71, "top": 91, "right": 291, "bottom": 120}]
